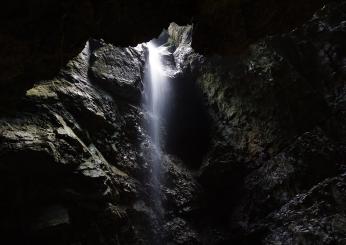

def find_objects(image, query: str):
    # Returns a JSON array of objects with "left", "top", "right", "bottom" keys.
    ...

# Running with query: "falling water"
[
  {"left": 143, "top": 41, "right": 170, "bottom": 226},
  {"left": 147, "top": 42, "right": 167, "bottom": 152}
]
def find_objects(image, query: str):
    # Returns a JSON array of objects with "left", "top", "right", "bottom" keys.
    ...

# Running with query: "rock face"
[
  {"left": 0, "top": 33, "right": 204, "bottom": 244},
  {"left": 0, "top": 40, "right": 141, "bottom": 244},
  {"left": 1, "top": 2, "right": 346, "bottom": 245},
  {"left": 194, "top": 2, "right": 346, "bottom": 244}
]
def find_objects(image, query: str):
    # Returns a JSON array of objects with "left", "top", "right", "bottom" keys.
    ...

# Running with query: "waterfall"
[
  {"left": 147, "top": 42, "right": 167, "bottom": 152},
  {"left": 143, "top": 41, "right": 170, "bottom": 227}
]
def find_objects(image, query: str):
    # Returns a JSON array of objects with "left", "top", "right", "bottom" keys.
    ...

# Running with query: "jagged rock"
[
  {"left": 90, "top": 43, "right": 146, "bottom": 103},
  {"left": 0, "top": 39, "right": 141, "bottom": 244},
  {"left": 0, "top": 29, "right": 207, "bottom": 244},
  {"left": 1, "top": 2, "right": 346, "bottom": 245}
]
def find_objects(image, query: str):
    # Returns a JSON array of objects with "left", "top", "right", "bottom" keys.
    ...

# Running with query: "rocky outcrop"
[
  {"left": 0, "top": 39, "right": 140, "bottom": 244},
  {"left": 0, "top": 32, "right": 205, "bottom": 244},
  {"left": 1, "top": 1, "right": 346, "bottom": 244}
]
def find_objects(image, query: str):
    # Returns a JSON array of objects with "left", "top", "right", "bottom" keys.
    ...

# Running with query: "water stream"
[{"left": 143, "top": 41, "right": 171, "bottom": 229}]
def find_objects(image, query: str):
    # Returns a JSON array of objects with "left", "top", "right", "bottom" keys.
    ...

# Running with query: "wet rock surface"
[{"left": 1, "top": 2, "right": 346, "bottom": 244}]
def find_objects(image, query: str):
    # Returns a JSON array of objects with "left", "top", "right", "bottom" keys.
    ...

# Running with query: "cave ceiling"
[{"left": 0, "top": 0, "right": 327, "bottom": 106}]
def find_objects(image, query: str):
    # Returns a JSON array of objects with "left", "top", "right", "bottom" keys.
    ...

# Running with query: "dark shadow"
[{"left": 163, "top": 73, "right": 212, "bottom": 168}]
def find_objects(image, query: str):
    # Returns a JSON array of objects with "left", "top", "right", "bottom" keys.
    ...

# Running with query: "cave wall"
[
  {"left": 0, "top": 33, "right": 206, "bottom": 244},
  {"left": 0, "top": 1, "right": 346, "bottom": 245},
  {"left": 195, "top": 2, "right": 346, "bottom": 243}
]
